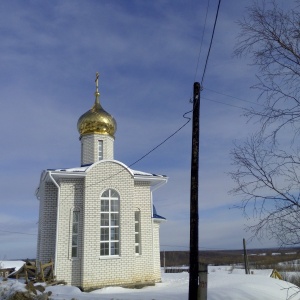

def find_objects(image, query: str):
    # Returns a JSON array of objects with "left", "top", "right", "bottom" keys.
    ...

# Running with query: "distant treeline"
[{"left": 160, "top": 248, "right": 300, "bottom": 268}]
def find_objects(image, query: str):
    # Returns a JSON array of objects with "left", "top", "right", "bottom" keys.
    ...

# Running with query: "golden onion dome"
[{"left": 77, "top": 73, "right": 117, "bottom": 138}]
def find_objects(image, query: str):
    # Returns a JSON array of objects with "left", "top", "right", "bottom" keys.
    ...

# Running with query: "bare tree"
[
  {"left": 235, "top": 0, "right": 300, "bottom": 140},
  {"left": 230, "top": 1, "right": 300, "bottom": 245},
  {"left": 231, "top": 135, "right": 300, "bottom": 245}
]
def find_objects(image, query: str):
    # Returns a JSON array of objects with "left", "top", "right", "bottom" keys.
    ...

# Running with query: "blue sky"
[{"left": 0, "top": 0, "right": 287, "bottom": 259}]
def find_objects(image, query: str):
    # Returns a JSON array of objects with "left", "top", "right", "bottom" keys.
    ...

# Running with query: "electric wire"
[
  {"left": 201, "top": 0, "right": 222, "bottom": 85},
  {"left": 203, "top": 87, "right": 267, "bottom": 108},
  {"left": 201, "top": 96, "right": 249, "bottom": 110},
  {"left": 127, "top": 110, "right": 192, "bottom": 168},
  {"left": 82, "top": 105, "right": 194, "bottom": 190},
  {"left": 202, "top": 87, "right": 286, "bottom": 116},
  {"left": 0, "top": 229, "right": 37, "bottom": 236},
  {"left": 193, "top": 0, "right": 210, "bottom": 83}
]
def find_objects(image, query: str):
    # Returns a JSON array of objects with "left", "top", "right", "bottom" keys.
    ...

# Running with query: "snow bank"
[
  {"left": 0, "top": 270, "right": 299, "bottom": 300},
  {"left": 0, "top": 280, "right": 27, "bottom": 300},
  {"left": 209, "top": 273, "right": 298, "bottom": 300}
]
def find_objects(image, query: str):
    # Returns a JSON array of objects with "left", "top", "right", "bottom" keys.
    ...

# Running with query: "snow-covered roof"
[
  {"left": 39, "top": 160, "right": 167, "bottom": 189},
  {"left": 47, "top": 165, "right": 166, "bottom": 178},
  {"left": 49, "top": 166, "right": 89, "bottom": 172},
  {"left": 0, "top": 261, "right": 25, "bottom": 276},
  {"left": 130, "top": 168, "right": 167, "bottom": 178},
  {"left": 36, "top": 160, "right": 167, "bottom": 199},
  {"left": 153, "top": 205, "right": 166, "bottom": 221}
]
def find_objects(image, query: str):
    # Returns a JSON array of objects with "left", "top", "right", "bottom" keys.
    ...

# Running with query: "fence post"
[{"left": 198, "top": 262, "right": 208, "bottom": 300}]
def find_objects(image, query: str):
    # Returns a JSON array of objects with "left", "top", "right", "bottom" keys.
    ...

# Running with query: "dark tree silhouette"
[{"left": 230, "top": 1, "right": 300, "bottom": 245}]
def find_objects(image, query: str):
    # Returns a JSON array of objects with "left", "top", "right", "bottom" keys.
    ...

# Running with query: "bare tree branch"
[
  {"left": 235, "top": 1, "right": 300, "bottom": 140},
  {"left": 231, "top": 1, "right": 300, "bottom": 245},
  {"left": 230, "top": 134, "right": 300, "bottom": 245}
]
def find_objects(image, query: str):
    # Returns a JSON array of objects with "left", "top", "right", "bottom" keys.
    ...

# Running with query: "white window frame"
[
  {"left": 135, "top": 210, "right": 141, "bottom": 255},
  {"left": 81, "top": 141, "right": 83, "bottom": 164},
  {"left": 72, "top": 210, "right": 80, "bottom": 258},
  {"left": 98, "top": 140, "right": 103, "bottom": 161},
  {"left": 100, "top": 189, "right": 120, "bottom": 257}
]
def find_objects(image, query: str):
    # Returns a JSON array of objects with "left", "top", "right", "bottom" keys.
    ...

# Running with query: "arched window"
[{"left": 100, "top": 189, "right": 120, "bottom": 256}]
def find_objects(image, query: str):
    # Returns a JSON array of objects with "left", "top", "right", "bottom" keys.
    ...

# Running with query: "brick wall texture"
[
  {"left": 37, "top": 160, "right": 163, "bottom": 290},
  {"left": 81, "top": 134, "right": 114, "bottom": 165}
]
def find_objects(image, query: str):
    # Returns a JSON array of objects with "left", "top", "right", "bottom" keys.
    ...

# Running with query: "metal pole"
[{"left": 189, "top": 82, "right": 201, "bottom": 300}]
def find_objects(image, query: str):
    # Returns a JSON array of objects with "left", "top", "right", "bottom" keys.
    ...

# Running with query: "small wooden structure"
[
  {"left": 9, "top": 260, "right": 37, "bottom": 283},
  {"left": 0, "top": 268, "right": 15, "bottom": 279},
  {"left": 39, "top": 259, "right": 55, "bottom": 283},
  {"left": 270, "top": 269, "right": 283, "bottom": 280},
  {"left": 5, "top": 259, "right": 55, "bottom": 283},
  {"left": 164, "top": 266, "right": 189, "bottom": 273}
]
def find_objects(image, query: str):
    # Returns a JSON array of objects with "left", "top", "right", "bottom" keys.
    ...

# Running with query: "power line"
[
  {"left": 128, "top": 110, "right": 192, "bottom": 168},
  {"left": 81, "top": 104, "right": 194, "bottom": 190},
  {"left": 203, "top": 87, "right": 266, "bottom": 108},
  {"left": 201, "top": 96, "right": 248, "bottom": 110},
  {"left": 193, "top": 0, "right": 210, "bottom": 83},
  {"left": 0, "top": 229, "right": 37, "bottom": 236},
  {"left": 202, "top": 88, "right": 286, "bottom": 115},
  {"left": 201, "top": 0, "right": 222, "bottom": 85}
]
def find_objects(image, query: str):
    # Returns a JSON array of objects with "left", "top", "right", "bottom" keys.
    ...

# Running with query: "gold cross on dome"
[{"left": 95, "top": 72, "right": 99, "bottom": 92}]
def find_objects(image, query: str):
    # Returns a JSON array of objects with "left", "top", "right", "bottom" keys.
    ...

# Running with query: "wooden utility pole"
[
  {"left": 189, "top": 82, "right": 201, "bottom": 300},
  {"left": 164, "top": 250, "right": 166, "bottom": 273},
  {"left": 243, "top": 238, "right": 249, "bottom": 274}
]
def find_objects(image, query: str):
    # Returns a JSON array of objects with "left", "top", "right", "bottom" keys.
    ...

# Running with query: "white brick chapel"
[{"left": 36, "top": 74, "right": 167, "bottom": 290}]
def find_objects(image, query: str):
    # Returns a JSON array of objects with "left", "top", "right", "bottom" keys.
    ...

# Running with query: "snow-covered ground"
[{"left": 0, "top": 266, "right": 299, "bottom": 300}]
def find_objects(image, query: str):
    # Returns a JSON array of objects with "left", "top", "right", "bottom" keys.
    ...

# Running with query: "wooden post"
[
  {"left": 39, "top": 261, "right": 45, "bottom": 282},
  {"left": 164, "top": 250, "right": 166, "bottom": 273},
  {"left": 39, "top": 259, "right": 54, "bottom": 282},
  {"left": 189, "top": 82, "right": 201, "bottom": 300},
  {"left": 243, "top": 238, "right": 249, "bottom": 274}
]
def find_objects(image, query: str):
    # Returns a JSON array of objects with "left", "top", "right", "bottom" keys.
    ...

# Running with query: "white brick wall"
[
  {"left": 80, "top": 134, "right": 114, "bottom": 165},
  {"left": 152, "top": 221, "right": 162, "bottom": 282},
  {"left": 37, "top": 182, "right": 58, "bottom": 265},
  {"left": 81, "top": 161, "right": 157, "bottom": 290},
  {"left": 37, "top": 161, "right": 163, "bottom": 290},
  {"left": 55, "top": 178, "right": 83, "bottom": 286}
]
